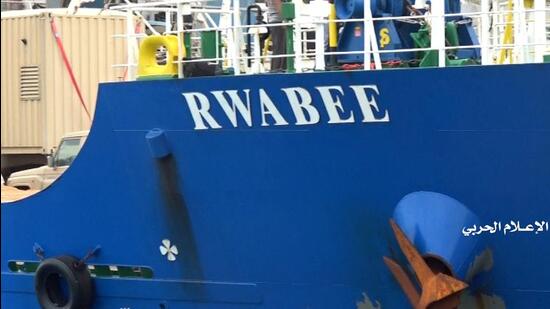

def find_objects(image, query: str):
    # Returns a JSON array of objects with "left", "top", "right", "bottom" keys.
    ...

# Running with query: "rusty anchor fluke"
[{"left": 384, "top": 219, "right": 468, "bottom": 309}]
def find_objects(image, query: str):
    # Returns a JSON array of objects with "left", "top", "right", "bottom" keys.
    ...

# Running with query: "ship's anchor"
[{"left": 383, "top": 219, "right": 468, "bottom": 309}]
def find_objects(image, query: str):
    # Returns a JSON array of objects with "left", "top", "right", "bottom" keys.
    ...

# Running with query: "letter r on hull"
[{"left": 182, "top": 92, "right": 222, "bottom": 130}]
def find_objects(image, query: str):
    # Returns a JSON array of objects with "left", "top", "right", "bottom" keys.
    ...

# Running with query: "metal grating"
[{"left": 20, "top": 66, "right": 40, "bottom": 101}]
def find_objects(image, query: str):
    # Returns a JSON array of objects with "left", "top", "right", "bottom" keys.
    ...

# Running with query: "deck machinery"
[{"left": 335, "top": 0, "right": 481, "bottom": 66}]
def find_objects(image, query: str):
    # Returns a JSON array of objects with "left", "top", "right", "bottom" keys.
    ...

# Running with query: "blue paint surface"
[{"left": 2, "top": 63, "right": 550, "bottom": 308}]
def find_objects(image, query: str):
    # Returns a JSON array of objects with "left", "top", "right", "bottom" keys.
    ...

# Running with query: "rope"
[{"left": 49, "top": 16, "right": 91, "bottom": 121}]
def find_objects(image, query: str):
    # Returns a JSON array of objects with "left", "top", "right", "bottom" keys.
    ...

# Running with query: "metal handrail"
[{"left": 110, "top": 0, "right": 550, "bottom": 80}]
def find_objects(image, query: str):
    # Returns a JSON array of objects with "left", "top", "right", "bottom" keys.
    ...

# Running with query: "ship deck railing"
[{"left": 108, "top": 0, "right": 550, "bottom": 80}]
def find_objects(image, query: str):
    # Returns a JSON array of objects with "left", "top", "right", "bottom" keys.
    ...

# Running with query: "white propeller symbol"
[{"left": 159, "top": 239, "right": 179, "bottom": 261}]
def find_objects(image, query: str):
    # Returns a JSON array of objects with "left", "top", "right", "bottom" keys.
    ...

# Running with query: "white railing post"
[
  {"left": 220, "top": 0, "right": 234, "bottom": 69},
  {"left": 126, "top": 8, "right": 136, "bottom": 81},
  {"left": 368, "top": 14, "right": 381, "bottom": 69},
  {"left": 232, "top": 0, "right": 241, "bottom": 75},
  {"left": 311, "top": 0, "right": 327, "bottom": 71},
  {"left": 248, "top": 26, "right": 267, "bottom": 73},
  {"left": 253, "top": 31, "right": 262, "bottom": 73},
  {"left": 363, "top": 0, "right": 372, "bottom": 70},
  {"left": 363, "top": 0, "right": 382, "bottom": 70},
  {"left": 292, "top": 0, "right": 303, "bottom": 73},
  {"left": 517, "top": 0, "right": 527, "bottom": 63},
  {"left": 533, "top": 0, "right": 545, "bottom": 63},
  {"left": 293, "top": 26, "right": 303, "bottom": 72},
  {"left": 489, "top": 0, "right": 502, "bottom": 52},
  {"left": 315, "top": 21, "right": 326, "bottom": 71},
  {"left": 481, "top": 0, "right": 491, "bottom": 65},
  {"left": 177, "top": 2, "right": 185, "bottom": 78},
  {"left": 165, "top": 8, "right": 171, "bottom": 34},
  {"left": 511, "top": 0, "right": 523, "bottom": 63},
  {"left": 431, "top": 0, "right": 445, "bottom": 67}
]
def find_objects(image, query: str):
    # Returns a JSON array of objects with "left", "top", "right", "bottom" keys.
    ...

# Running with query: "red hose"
[{"left": 49, "top": 17, "right": 91, "bottom": 121}]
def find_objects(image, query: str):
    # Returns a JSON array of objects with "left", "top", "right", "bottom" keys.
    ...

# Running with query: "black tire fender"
[{"left": 34, "top": 255, "right": 93, "bottom": 309}]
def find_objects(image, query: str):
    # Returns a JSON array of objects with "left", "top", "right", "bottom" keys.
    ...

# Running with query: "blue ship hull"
[{"left": 2, "top": 63, "right": 550, "bottom": 308}]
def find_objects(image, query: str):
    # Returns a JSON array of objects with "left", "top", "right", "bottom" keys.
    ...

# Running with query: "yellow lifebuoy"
[{"left": 137, "top": 35, "right": 184, "bottom": 79}]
